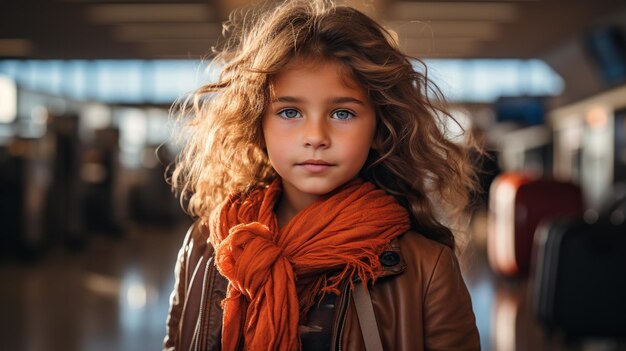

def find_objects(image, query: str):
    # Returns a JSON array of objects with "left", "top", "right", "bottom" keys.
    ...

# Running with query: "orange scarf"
[{"left": 208, "top": 178, "right": 410, "bottom": 351}]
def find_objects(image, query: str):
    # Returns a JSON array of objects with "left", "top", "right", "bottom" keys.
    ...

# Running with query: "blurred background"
[{"left": 1, "top": 0, "right": 626, "bottom": 350}]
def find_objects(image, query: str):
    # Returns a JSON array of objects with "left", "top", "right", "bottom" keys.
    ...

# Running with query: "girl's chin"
[{"left": 288, "top": 182, "right": 352, "bottom": 198}]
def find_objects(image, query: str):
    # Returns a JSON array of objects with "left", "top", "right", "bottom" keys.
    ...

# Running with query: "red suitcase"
[{"left": 487, "top": 172, "right": 584, "bottom": 276}]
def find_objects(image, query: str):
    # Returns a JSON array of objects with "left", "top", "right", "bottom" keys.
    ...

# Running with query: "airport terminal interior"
[{"left": 1, "top": 0, "right": 626, "bottom": 350}]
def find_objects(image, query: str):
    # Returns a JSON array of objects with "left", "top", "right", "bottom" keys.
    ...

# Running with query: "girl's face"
[{"left": 262, "top": 58, "right": 376, "bottom": 210}]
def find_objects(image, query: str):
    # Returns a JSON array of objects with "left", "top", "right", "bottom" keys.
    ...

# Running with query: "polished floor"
[
  {"left": 1, "top": 215, "right": 624, "bottom": 351},
  {"left": 0, "top": 221, "right": 190, "bottom": 351}
]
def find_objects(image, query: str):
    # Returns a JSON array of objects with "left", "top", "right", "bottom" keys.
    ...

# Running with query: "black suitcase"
[{"left": 531, "top": 204, "right": 626, "bottom": 339}]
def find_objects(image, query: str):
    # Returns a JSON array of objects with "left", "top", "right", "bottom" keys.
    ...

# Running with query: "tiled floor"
[{"left": 1, "top": 216, "right": 624, "bottom": 351}]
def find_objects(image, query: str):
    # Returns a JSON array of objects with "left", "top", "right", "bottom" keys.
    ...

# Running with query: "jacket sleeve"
[
  {"left": 163, "top": 224, "right": 195, "bottom": 351},
  {"left": 423, "top": 246, "right": 481, "bottom": 351}
]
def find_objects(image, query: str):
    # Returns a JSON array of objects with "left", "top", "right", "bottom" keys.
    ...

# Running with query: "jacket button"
[{"left": 379, "top": 251, "right": 400, "bottom": 267}]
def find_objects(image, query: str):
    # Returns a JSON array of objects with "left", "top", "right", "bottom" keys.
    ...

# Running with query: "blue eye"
[
  {"left": 278, "top": 109, "right": 301, "bottom": 119},
  {"left": 332, "top": 110, "right": 354, "bottom": 120}
]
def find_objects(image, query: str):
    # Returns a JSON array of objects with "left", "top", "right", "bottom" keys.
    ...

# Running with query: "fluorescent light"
[
  {"left": 0, "top": 39, "right": 33, "bottom": 57},
  {"left": 86, "top": 4, "right": 211, "bottom": 23},
  {"left": 112, "top": 24, "right": 220, "bottom": 41},
  {"left": 389, "top": 2, "right": 519, "bottom": 21},
  {"left": 386, "top": 20, "right": 502, "bottom": 39}
]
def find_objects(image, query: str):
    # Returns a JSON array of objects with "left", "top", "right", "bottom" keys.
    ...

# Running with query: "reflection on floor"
[
  {"left": 1, "top": 216, "right": 624, "bottom": 351},
  {"left": 0, "top": 221, "right": 191, "bottom": 351}
]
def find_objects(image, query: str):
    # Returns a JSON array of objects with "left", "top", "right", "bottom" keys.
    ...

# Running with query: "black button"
[{"left": 379, "top": 251, "right": 400, "bottom": 267}]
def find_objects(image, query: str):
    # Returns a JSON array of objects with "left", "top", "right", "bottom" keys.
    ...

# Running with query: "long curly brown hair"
[{"left": 170, "top": 0, "right": 480, "bottom": 250}]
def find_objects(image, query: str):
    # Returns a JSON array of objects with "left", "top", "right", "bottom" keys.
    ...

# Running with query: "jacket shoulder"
[
  {"left": 163, "top": 220, "right": 222, "bottom": 351},
  {"left": 184, "top": 220, "right": 214, "bottom": 262},
  {"left": 188, "top": 219, "right": 211, "bottom": 243},
  {"left": 397, "top": 231, "right": 449, "bottom": 253},
  {"left": 343, "top": 232, "right": 478, "bottom": 350},
  {"left": 396, "top": 231, "right": 450, "bottom": 272},
  {"left": 398, "top": 231, "right": 480, "bottom": 350}
]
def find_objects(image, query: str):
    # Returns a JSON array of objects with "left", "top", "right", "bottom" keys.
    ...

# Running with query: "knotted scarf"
[{"left": 208, "top": 178, "right": 410, "bottom": 351}]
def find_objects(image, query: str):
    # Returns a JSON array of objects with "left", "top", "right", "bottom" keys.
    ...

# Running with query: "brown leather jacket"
[{"left": 164, "top": 222, "right": 480, "bottom": 351}]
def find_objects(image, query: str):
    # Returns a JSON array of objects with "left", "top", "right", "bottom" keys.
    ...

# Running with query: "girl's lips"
[{"left": 297, "top": 160, "right": 334, "bottom": 173}]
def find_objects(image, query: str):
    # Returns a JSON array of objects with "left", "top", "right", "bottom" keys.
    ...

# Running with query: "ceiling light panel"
[
  {"left": 112, "top": 24, "right": 221, "bottom": 41},
  {"left": 388, "top": 2, "right": 520, "bottom": 21},
  {"left": 0, "top": 39, "right": 33, "bottom": 57},
  {"left": 386, "top": 20, "right": 502, "bottom": 39},
  {"left": 86, "top": 4, "right": 211, "bottom": 23}
]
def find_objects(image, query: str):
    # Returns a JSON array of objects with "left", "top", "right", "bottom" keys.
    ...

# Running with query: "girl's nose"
[{"left": 303, "top": 118, "right": 330, "bottom": 149}]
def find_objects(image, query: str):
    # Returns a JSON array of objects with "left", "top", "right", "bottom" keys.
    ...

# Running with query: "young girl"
[{"left": 164, "top": 1, "right": 480, "bottom": 350}]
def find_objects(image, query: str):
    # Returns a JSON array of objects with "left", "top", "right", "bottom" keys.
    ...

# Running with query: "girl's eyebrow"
[
  {"left": 271, "top": 96, "right": 302, "bottom": 103},
  {"left": 271, "top": 96, "right": 366, "bottom": 105},
  {"left": 330, "top": 97, "right": 366, "bottom": 106}
]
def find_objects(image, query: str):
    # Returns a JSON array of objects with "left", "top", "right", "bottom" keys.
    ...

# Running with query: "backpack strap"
[{"left": 352, "top": 281, "right": 384, "bottom": 351}]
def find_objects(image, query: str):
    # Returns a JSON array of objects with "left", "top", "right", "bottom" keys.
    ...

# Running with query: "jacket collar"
[
  {"left": 378, "top": 236, "right": 406, "bottom": 278},
  {"left": 351, "top": 236, "right": 406, "bottom": 283}
]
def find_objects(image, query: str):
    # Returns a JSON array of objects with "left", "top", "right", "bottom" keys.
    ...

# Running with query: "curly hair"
[{"left": 170, "top": 0, "right": 480, "bottom": 250}]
